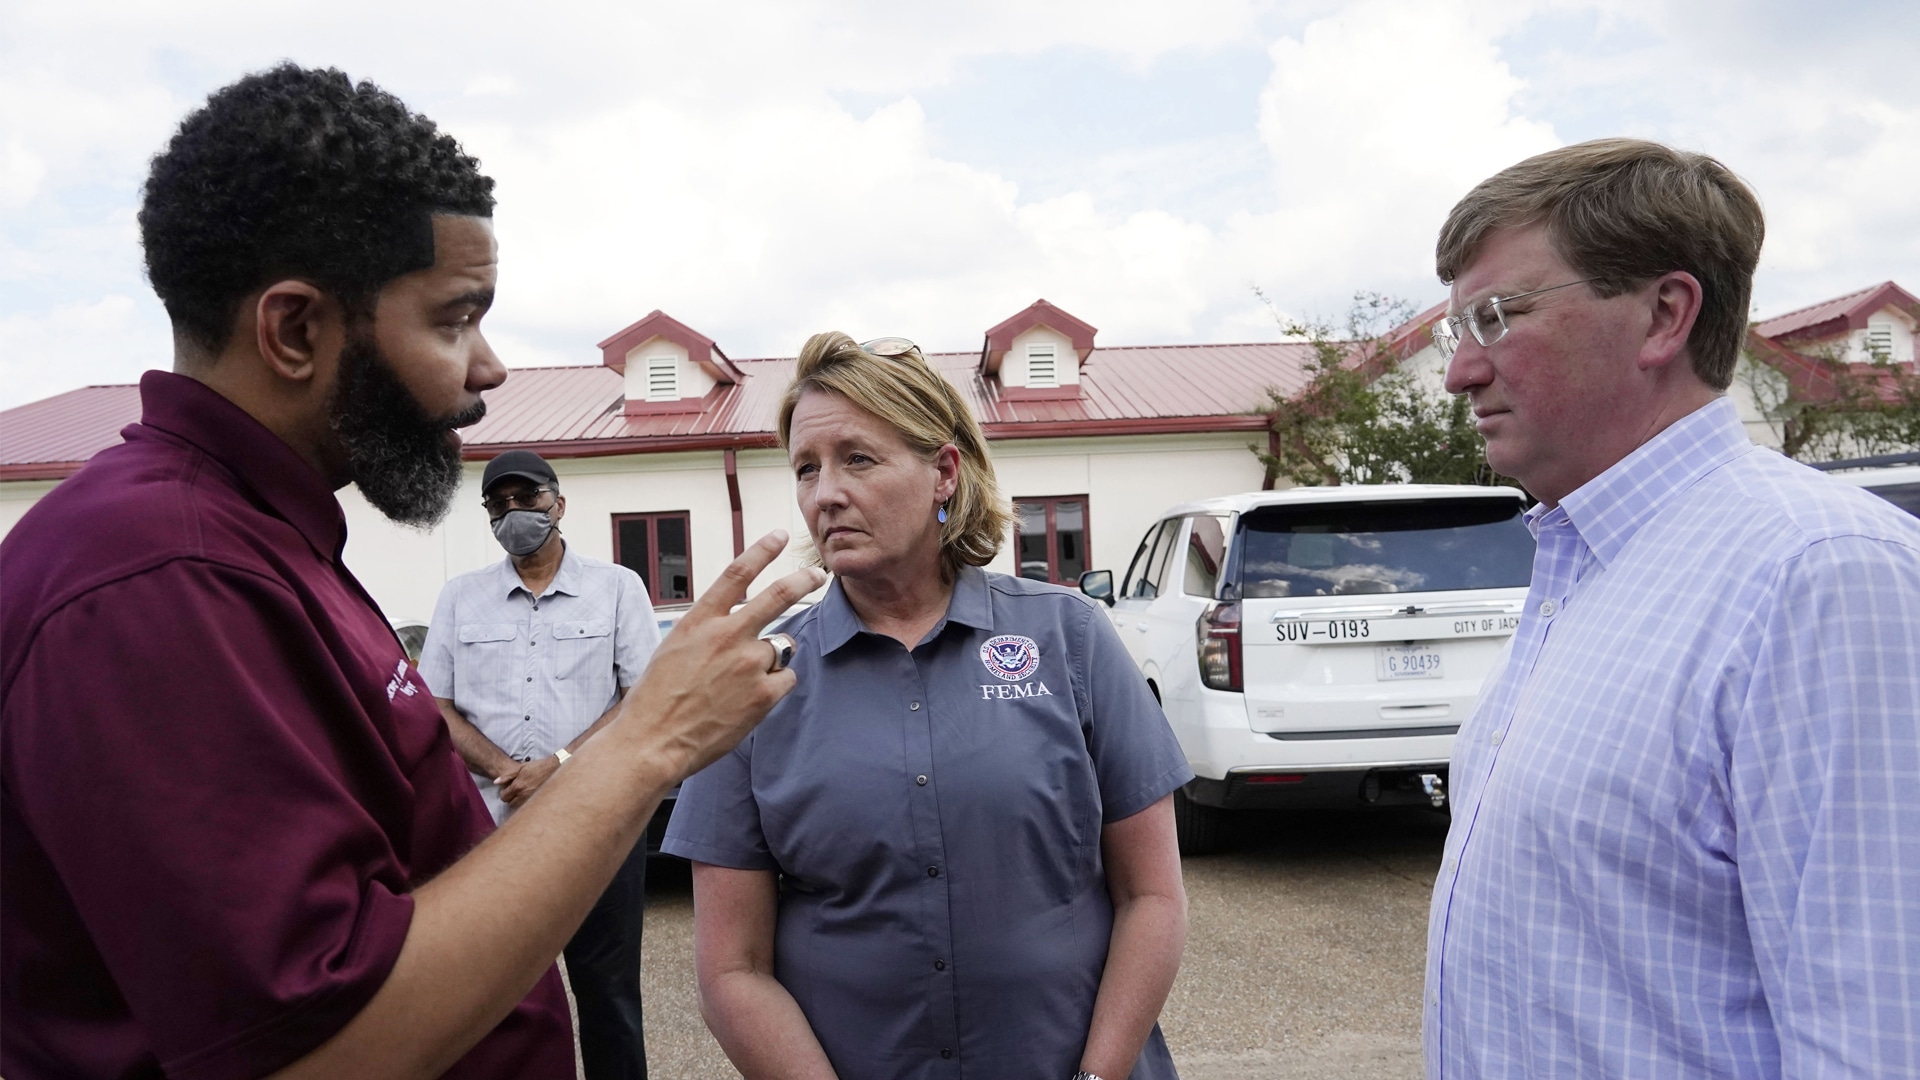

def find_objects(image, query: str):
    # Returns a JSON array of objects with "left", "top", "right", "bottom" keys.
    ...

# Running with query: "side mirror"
[{"left": 1078, "top": 569, "right": 1115, "bottom": 606}]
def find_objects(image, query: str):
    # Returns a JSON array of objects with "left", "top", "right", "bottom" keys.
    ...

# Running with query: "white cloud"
[
  {"left": 0, "top": 293, "right": 169, "bottom": 410},
  {"left": 0, "top": 140, "right": 48, "bottom": 208},
  {"left": 0, "top": 0, "right": 1915, "bottom": 415},
  {"left": 1230, "top": 0, "right": 1559, "bottom": 314}
]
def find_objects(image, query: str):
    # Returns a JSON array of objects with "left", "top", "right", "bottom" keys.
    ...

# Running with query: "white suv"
[
  {"left": 1080, "top": 485, "right": 1536, "bottom": 853},
  {"left": 1824, "top": 460, "right": 1920, "bottom": 519}
]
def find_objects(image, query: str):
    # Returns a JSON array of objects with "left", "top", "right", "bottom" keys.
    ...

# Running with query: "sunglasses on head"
[{"left": 860, "top": 336, "right": 924, "bottom": 361}]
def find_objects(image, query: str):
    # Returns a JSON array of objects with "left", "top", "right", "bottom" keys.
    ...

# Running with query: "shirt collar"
[
  {"left": 493, "top": 540, "right": 583, "bottom": 600},
  {"left": 134, "top": 370, "right": 347, "bottom": 562},
  {"left": 815, "top": 564, "right": 995, "bottom": 655},
  {"left": 550, "top": 544, "right": 585, "bottom": 597},
  {"left": 1557, "top": 396, "right": 1753, "bottom": 568}
]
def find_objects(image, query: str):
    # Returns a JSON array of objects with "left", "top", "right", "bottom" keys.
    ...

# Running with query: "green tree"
[
  {"left": 1252, "top": 290, "right": 1506, "bottom": 487},
  {"left": 1738, "top": 339, "right": 1920, "bottom": 462}
]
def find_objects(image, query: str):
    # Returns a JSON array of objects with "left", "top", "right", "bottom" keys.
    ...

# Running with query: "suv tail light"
[{"left": 1197, "top": 600, "right": 1242, "bottom": 692}]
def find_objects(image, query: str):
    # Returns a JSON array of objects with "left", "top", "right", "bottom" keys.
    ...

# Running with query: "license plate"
[
  {"left": 1269, "top": 612, "right": 1520, "bottom": 645},
  {"left": 1376, "top": 644, "right": 1443, "bottom": 680}
]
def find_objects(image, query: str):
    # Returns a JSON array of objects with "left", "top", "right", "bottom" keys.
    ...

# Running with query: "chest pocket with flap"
[
  {"left": 453, "top": 623, "right": 520, "bottom": 694},
  {"left": 551, "top": 619, "right": 614, "bottom": 681}
]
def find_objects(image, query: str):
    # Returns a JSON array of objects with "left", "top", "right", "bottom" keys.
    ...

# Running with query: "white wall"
[
  {"left": 985, "top": 432, "right": 1272, "bottom": 578},
  {"left": 0, "top": 479, "right": 59, "bottom": 537},
  {"left": 1726, "top": 354, "right": 1788, "bottom": 451}
]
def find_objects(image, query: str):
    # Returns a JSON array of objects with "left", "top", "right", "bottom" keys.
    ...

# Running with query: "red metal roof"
[
  {"left": 1383, "top": 299, "right": 1448, "bottom": 361},
  {"left": 1, "top": 340, "right": 1320, "bottom": 480},
  {"left": 14, "top": 279, "right": 1906, "bottom": 483},
  {"left": 0, "top": 384, "right": 143, "bottom": 480},
  {"left": 1754, "top": 281, "right": 1918, "bottom": 342}
]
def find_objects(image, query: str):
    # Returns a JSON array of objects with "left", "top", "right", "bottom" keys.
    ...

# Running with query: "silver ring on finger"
[{"left": 764, "top": 632, "right": 797, "bottom": 673}]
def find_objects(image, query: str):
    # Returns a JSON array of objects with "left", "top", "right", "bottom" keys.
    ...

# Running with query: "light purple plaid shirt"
[{"left": 1425, "top": 397, "right": 1920, "bottom": 1078}]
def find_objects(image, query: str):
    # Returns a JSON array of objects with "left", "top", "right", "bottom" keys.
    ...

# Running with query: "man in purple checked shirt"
[
  {"left": 1422, "top": 139, "right": 1920, "bottom": 1077},
  {"left": 0, "top": 64, "right": 821, "bottom": 1079}
]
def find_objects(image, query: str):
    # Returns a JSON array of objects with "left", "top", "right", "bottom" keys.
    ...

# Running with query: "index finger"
[
  {"left": 678, "top": 530, "right": 791, "bottom": 626},
  {"left": 732, "top": 564, "right": 829, "bottom": 638}
]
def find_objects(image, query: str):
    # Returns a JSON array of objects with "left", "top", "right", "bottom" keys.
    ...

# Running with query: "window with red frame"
[
  {"left": 1013, "top": 496, "right": 1091, "bottom": 586},
  {"left": 612, "top": 512, "right": 693, "bottom": 604}
]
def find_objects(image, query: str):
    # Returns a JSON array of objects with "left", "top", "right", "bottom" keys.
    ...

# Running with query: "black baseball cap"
[{"left": 481, "top": 450, "right": 558, "bottom": 494}]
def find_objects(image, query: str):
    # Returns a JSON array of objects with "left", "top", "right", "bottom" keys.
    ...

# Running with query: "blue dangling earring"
[{"left": 937, "top": 503, "right": 949, "bottom": 524}]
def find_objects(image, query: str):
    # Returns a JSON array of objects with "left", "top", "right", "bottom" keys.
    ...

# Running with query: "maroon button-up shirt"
[{"left": 1, "top": 372, "right": 574, "bottom": 1079}]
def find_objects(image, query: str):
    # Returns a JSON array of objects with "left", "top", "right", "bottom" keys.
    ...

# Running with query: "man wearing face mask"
[{"left": 419, "top": 448, "right": 660, "bottom": 1080}]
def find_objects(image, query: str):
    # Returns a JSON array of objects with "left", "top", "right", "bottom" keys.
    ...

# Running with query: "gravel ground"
[{"left": 635, "top": 807, "right": 1447, "bottom": 1078}]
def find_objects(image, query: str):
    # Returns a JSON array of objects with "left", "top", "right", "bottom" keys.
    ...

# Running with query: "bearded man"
[{"left": 0, "top": 64, "right": 819, "bottom": 1079}]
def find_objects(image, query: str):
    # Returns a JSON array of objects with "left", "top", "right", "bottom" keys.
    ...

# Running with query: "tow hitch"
[{"left": 1419, "top": 772, "right": 1447, "bottom": 809}]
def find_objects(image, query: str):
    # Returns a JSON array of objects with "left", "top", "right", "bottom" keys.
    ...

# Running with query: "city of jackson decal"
[{"left": 979, "top": 634, "right": 1053, "bottom": 699}]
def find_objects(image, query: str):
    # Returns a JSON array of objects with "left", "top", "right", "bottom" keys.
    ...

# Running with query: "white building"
[{"left": 2, "top": 301, "right": 1317, "bottom": 624}]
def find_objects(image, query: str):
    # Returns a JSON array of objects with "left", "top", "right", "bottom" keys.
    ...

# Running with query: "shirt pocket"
[
  {"left": 550, "top": 619, "right": 614, "bottom": 681},
  {"left": 454, "top": 623, "right": 520, "bottom": 697}
]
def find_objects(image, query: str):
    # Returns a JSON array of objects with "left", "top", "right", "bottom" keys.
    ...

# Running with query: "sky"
[{"left": 2, "top": 0, "right": 1916, "bottom": 410}]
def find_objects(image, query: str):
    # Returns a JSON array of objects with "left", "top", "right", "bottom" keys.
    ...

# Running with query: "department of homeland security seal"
[{"left": 980, "top": 634, "right": 1041, "bottom": 681}]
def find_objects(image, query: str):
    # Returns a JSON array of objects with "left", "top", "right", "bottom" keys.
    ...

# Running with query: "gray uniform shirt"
[
  {"left": 664, "top": 567, "right": 1191, "bottom": 1080},
  {"left": 419, "top": 544, "right": 659, "bottom": 823}
]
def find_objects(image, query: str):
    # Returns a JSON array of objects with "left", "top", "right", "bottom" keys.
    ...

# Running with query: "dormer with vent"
[
  {"left": 597, "top": 310, "right": 745, "bottom": 415},
  {"left": 1859, "top": 308, "right": 1917, "bottom": 364},
  {"left": 979, "top": 299, "right": 1097, "bottom": 400},
  {"left": 1754, "top": 281, "right": 1920, "bottom": 369}
]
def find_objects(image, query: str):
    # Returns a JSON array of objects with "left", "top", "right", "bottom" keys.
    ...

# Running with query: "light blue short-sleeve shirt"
[
  {"left": 419, "top": 544, "right": 659, "bottom": 823},
  {"left": 665, "top": 566, "right": 1192, "bottom": 1080}
]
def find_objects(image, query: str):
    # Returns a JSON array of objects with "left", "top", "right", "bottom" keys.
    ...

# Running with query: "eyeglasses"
[
  {"left": 1431, "top": 279, "right": 1596, "bottom": 359},
  {"left": 860, "top": 336, "right": 925, "bottom": 361},
  {"left": 481, "top": 487, "right": 554, "bottom": 514}
]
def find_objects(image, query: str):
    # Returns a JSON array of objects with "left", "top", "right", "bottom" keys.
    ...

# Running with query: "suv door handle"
[{"left": 1134, "top": 623, "right": 1149, "bottom": 633}]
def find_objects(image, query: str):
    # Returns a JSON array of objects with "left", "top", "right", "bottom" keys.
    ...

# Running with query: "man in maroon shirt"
[{"left": 0, "top": 65, "right": 820, "bottom": 1079}]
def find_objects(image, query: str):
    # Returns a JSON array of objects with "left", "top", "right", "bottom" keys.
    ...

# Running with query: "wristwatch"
[
  {"left": 1071, "top": 1073, "right": 1105, "bottom": 1080},
  {"left": 553, "top": 747, "right": 573, "bottom": 765}
]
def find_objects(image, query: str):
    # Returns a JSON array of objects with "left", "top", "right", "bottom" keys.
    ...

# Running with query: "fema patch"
[{"left": 980, "top": 634, "right": 1041, "bottom": 681}]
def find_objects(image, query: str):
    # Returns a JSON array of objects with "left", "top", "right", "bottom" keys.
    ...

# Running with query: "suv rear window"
[
  {"left": 1863, "top": 482, "right": 1920, "bottom": 518},
  {"left": 1231, "top": 498, "right": 1534, "bottom": 598}
]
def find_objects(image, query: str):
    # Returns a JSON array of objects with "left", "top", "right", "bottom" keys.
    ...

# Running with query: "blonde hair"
[
  {"left": 1436, "top": 138, "right": 1764, "bottom": 390},
  {"left": 777, "top": 331, "right": 1012, "bottom": 580}
]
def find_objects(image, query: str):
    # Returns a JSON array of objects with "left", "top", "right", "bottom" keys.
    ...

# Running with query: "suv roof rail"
[{"left": 1809, "top": 451, "right": 1920, "bottom": 472}]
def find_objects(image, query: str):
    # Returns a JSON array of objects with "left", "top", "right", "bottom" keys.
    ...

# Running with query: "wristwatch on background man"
[{"left": 1071, "top": 1073, "right": 1105, "bottom": 1080}]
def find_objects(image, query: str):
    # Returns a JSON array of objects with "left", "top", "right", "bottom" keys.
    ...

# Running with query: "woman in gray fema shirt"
[{"left": 663, "top": 332, "right": 1192, "bottom": 1080}]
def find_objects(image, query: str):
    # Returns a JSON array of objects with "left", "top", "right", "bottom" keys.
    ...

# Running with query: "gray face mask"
[{"left": 491, "top": 509, "right": 555, "bottom": 557}]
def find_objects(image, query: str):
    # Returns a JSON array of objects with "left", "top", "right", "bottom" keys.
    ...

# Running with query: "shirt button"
[
  {"left": 933, "top": 958, "right": 946, "bottom": 970},
  {"left": 1430, "top": 990, "right": 1439, "bottom": 1006},
  {"left": 1491, "top": 730, "right": 1504, "bottom": 747},
  {"left": 927, "top": 865, "right": 941, "bottom": 878},
  {"left": 1539, "top": 599, "right": 1558, "bottom": 617},
  {"left": 910, "top": 701, "right": 921, "bottom": 711},
  {"left": 940, "top": 1048, "right": 953, "bottom": 1059},
  {"left": 526, "top": 676, "right": 533, "bottom": 682},
  {"left": 916, "top": 775, "right": 929, "bottom": 786}
]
